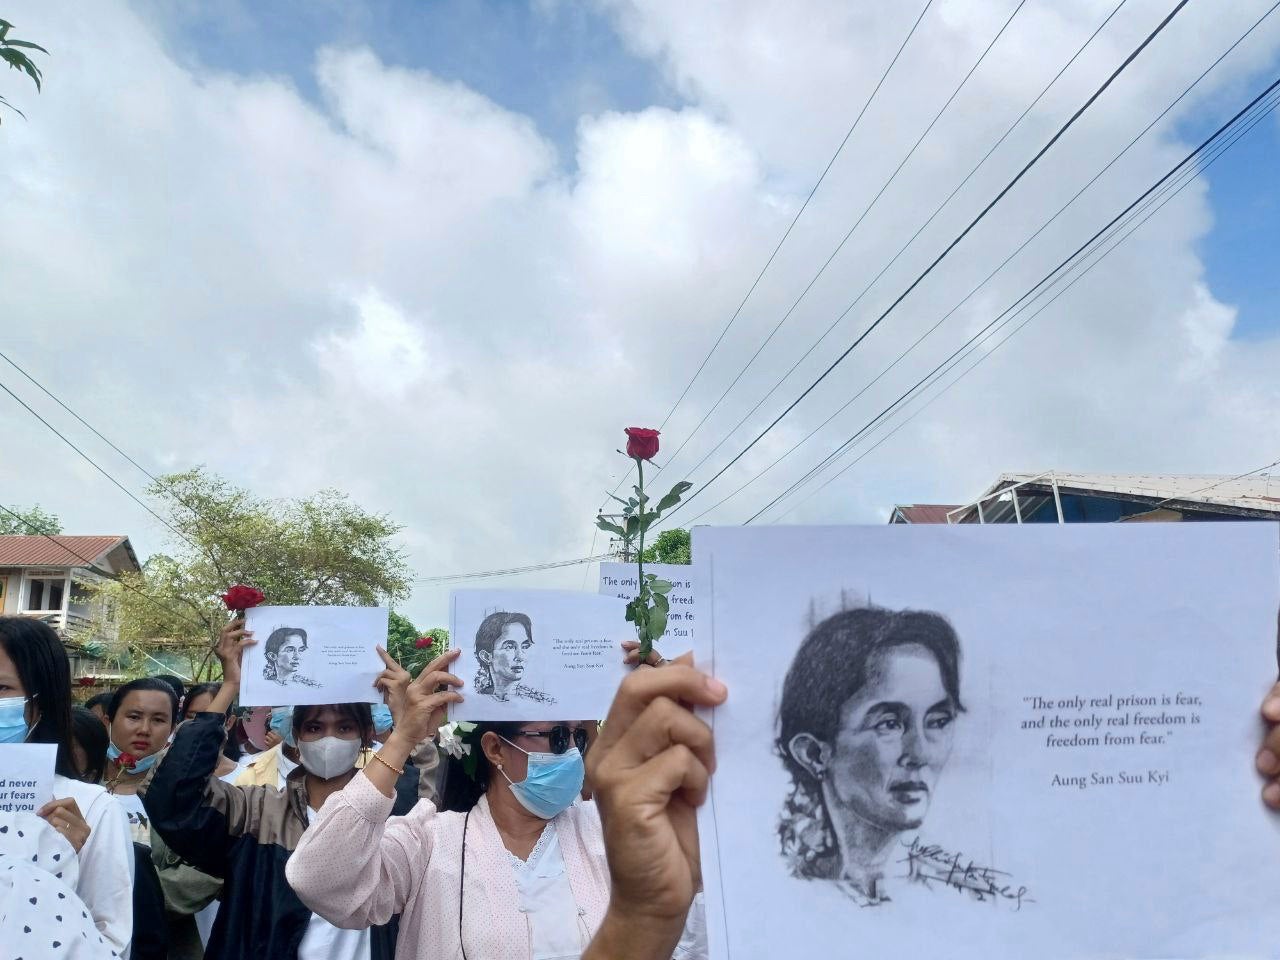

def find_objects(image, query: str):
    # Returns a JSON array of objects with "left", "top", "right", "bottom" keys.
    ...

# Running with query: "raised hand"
[
  {"left": 383, "top": 647, "right": 464, "bottom": 748},
  {"left": 584, "top": 654, "right": 727, "bottom": 960},
  {"left": 215, "top": 616, "right": 255, "bottom": 684}
]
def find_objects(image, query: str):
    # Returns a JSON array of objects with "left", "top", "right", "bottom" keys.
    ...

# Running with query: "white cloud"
[{"left": 0, "top": 0, "right": 1278, "bottom": 628}]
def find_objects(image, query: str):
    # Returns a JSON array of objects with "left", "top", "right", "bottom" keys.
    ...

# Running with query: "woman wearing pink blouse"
[{"left": 288, "top": 647, "right": 652, "bottom": 960}]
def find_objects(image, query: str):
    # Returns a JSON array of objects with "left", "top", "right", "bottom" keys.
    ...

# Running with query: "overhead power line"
[
  {"left": 752, "top": 75, "right": 1280, "bottom": 522},
  {"left": 667, "top": 0, "right": 1280, "bottom": 526},
  {"left": 666, "top": 0, "right": 1133, "bottom": 484},
  {"left": 661, "top": 0, "right": 1194, "bottom": 521},
  {"left": 656, "top": 0, "right": 1032, "bottom": 477},
  {"left": 418, "top": 553, "right": 613, "bottom": 585}
]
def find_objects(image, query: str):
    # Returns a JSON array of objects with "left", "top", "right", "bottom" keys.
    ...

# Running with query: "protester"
[
  {"left": 143, "top": 619, "right": 419, "bottom": 960},
  {"left": 284, "top": 639, "right": 706, "bottom": 960},
  {"left": 0, "top": 813, "right": 119, "bottom": 960},
  {"left": 0, "top": 616, "right": 134, "bottom": 956},
  {"left": 234, "top": 702, "right": 301, "bottom": 788},
  {"left": 103, "top": 677, "right": 179, "bottom": 843},
  {"left": 72, "top": 703, "right": 110, "bottom": 783},
  {"left": 183, "top": 681, "right": 239, "bottom": 778},
  {"left": 85, "top": 691, "right": 114, "bottom": 726}
]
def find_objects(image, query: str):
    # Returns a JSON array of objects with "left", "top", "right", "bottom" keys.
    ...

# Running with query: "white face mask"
[{"left": 297, "top": 736, "right": 362, "bottom": 780}]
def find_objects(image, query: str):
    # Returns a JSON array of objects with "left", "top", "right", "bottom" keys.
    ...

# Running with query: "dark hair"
[
  {"left": 439, "top": 721, "right": 523, "bottom": 812},
  {"left": 84, "top": 692, "right": 114, "bottom": 713},
  {"left": 71, "top": 706, "right": 109, "bottom": 783},
  {"left": 0, "top": 616, "right": 80, "bottom": 778},
  {"left": 775, "top": 607, "right": 964, "bottom": 878},
  {"left": 473, "top": 613, "right": 532, "bottom": 694},
  {"left": 292, "top": 703, "right": 374, "bottom": 745},
  {"left": 108, "top": 678, "right": 180, "bottom": 726},
  {"left": 152, "top": 674, "right": 186, "bottom": 707},
  {"left": 264, "top": 627, "right": 307, "bottom": 681},
  {"left": 183, "top": 682, "right": 229, "bottom": 717}
]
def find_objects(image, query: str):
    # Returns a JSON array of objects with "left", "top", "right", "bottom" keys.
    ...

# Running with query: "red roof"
[
  {"left": 0, "top": 535, "right": 130, "bottom": 569},
  {"left": 890, "top": 504, "right": 960, "bottom": 524}
]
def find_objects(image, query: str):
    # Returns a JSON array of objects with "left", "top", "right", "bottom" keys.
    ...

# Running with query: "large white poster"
[
  {"left": 239, "top": 605, "right": 388, "bottom": 707},
  {"left": 450, "top": 589, "right": 632, "bottom": 722},
  {"left": 597, "top": 561, "right": 698, "bottom": 655},
  {"left": 696, "top": 522, "right": 1280, "bottom": 960}
]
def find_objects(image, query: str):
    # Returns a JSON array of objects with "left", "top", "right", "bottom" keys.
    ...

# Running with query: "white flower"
[{"left": 436, "top": 721, "right": 475, "bottom": 760}]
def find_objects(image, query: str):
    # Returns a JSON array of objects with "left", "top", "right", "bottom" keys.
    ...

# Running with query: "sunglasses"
[{"left": 513, "top": 725, "right": 589, "bottom": 755}]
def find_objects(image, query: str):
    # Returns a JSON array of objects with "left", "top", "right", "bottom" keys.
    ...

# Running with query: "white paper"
[
  {"left": 449, "top": 589, "right": 632, "bottom": 721},
  {"left": 598, "top": 562, "right": 698, "bottom": 656},
  {"left": 239, "top": 605, "right": 388, "bottom": 707},
  {"left": 695, "top": 522, "right": 1280, "bottom": 960},
  {"left": 0, "top": 743, "right": 57, "bottom": 812}
]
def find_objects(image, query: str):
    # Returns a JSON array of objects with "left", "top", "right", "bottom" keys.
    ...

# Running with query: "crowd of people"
[{"left": 1, "top": 609, "right": 1278, "bottom": 960}]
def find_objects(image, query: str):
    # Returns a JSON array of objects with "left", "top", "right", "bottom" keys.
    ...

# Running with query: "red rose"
[
  {"left": 118, "top": 753, "right": 139, "bottom": 770},
  {"left": 415, "top": 636, "right": 432, "bottom": 649},
  {"left": 221, "top": 584, "right": 265, "bottom": 612},
  {"left": 625, "top": 427, "right": 660, "bottom": 461}
]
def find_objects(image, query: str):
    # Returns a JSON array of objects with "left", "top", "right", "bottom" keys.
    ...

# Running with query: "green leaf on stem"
[
  {"left": 596, "top": 517, "right": 625, "bottom": 537},
  {"left": 650, "top": 579, "right": 673, "bottom": 595},
  {"left": 653, "top": 481, "right": 694, "bottom": 516}
]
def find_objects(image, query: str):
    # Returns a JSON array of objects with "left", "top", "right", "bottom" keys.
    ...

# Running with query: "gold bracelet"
[{"left": 371, "top": 752, "right": 405, "bottom": 777}]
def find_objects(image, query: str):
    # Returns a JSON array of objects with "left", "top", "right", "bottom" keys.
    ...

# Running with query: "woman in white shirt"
[{"left": 0, "top": 616, "right": 134, "bottom": 957}]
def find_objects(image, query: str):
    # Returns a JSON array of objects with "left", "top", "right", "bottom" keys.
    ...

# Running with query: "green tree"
[
  {"left": 385, "top": 610, "right": 448, "bottom": 679},
  {"left": 1, "top": 19, "right": 47, "bottom": 122},
  {"left": 0, "top": 503, "right": 63, "bottom": 535},
  {"left": 83, "top": 467, "right": 412, "bottom": 679},
  {"left": 640, "top": 527, "right": 691, "bottom": 565}
]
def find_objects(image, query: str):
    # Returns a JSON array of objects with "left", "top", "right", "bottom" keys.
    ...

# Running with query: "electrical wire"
[
  {"left": 417, "top": 553, "right": 614, "bottom": 585},
  {"left": 754, "top": 79, "right": 1280, "bottom": 522},
  {"left": 660, "top": 0, "right": 1194, "bottom": 519},
  {"left": 666, "top": 0, "right": 1135, "bottom": 484},
  {"left": 656, "top": 0, "right": 1031, "bottom": 477}
]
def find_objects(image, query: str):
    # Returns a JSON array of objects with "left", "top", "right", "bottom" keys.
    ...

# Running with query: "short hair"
[
  {"left": 70, "top": 706, "right": 109, "bottom": 783},
  {"left": 439, "top": 721, "right": 524, "bottom": 813},
  {"left": 108, "top": 677, "right": 180, "bottom": 726},
  {"left": 184, "top": 682, "right": 230, "bottom": 717},
  {"left": 775, "top": 606, "right": 964, "bottom": 878},
  {"left": 152, "top": 674, "right": 186, "bottom": 706},
  {"left": 265, "top": 627, "right": 308, "bottom": 659},
  {"left": 292, "top": 703, "right": 374, "bottom": 745},
  {"left": 84, "top": 692, "right": 114, "bottom": 713},
  {"left": 473, "top": 612, "right": 532, "bottom": 692},
  {"left": 0, "top": 617, "right": 79, "bottom": 778}
]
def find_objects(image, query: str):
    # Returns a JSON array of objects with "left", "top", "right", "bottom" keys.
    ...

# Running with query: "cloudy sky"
[{"left": 2, "top": 0, "right": 1278, "bottom": 629}]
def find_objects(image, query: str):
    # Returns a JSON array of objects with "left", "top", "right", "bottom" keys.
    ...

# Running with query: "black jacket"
[{"left": 144, "top": 713, "right": 417, "bottom": 960}]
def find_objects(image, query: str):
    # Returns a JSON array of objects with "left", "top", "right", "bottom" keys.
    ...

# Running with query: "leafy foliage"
[
  {"left": 80, "top": 467, "right": 412, "bottom": 680},
  {"left": 0, "top": 19, "right": 48, "bottom": 123},
  {"left": 0, "top": 503, "right": 62, "bottom": 535},
  {"left": 596, "top": 462, "right": 692, "bottom": 660},
  {"left": 640, "top": 527, "right": 691, "bottom": 565},
  {"left": 385, "top": 610, "right": 448, "bottom": 679}
]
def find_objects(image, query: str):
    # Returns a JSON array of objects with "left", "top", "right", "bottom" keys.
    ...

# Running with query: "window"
[{"left": 24, "top": 576, "right": 66, "bottom": 612}]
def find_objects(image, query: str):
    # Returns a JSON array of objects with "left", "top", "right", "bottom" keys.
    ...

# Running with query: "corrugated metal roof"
[
  {"left": 0, "top": 535, "right": 129, "bottom": 569},
  {"left": 890, "top": 504, "right": 961, "bottom": 524},
  {"left": 952, "top": 471, "right": 1280, "bottom": 523}
]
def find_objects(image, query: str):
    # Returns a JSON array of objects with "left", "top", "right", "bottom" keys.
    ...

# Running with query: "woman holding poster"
[
  {"left": 287, "top": 647, "right": 708, "bottom": 959},
  {"left": 0, "top": 617, "right": 134, "bottom": 957}
]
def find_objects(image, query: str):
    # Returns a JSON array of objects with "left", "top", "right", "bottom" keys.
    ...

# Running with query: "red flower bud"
[
  {"left": 221, "top": 584, "right": 265, "bottom": 612},
  {"left": 415, "top": 637, "right": 432, "bottom": 649},
  {"left": 624, "top": 427, "right": 660, "bottom": 462},
  {"left": 118, "top": 753, "right": 139, "bottom": 770}
]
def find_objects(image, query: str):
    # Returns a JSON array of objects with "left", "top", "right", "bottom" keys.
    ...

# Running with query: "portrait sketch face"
[
  {"left": 264, "top": 627, "right": 308, "bottom": 685},
  {"left": 474, "top": 611, "right": 547, "bottom": 702},
  {"left": 776, "top": 606, "right": 963, "bottom": 896}
]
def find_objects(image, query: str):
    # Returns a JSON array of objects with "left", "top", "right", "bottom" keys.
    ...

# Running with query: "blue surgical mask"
[
  {"left": 0, "top": 695, "right": 33, "bottom": 744},
  {"left": 108, "top": 740, "right": 160, "bottom": 774},
  {"left": 270, "top": 707, "right": 296, "bottom": 748},
  {"left": 371, "top": 704, "right": 393, "bottom": 737},
  {"left": 500, "top": 739, "right": 584, "bottom": 820}
]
